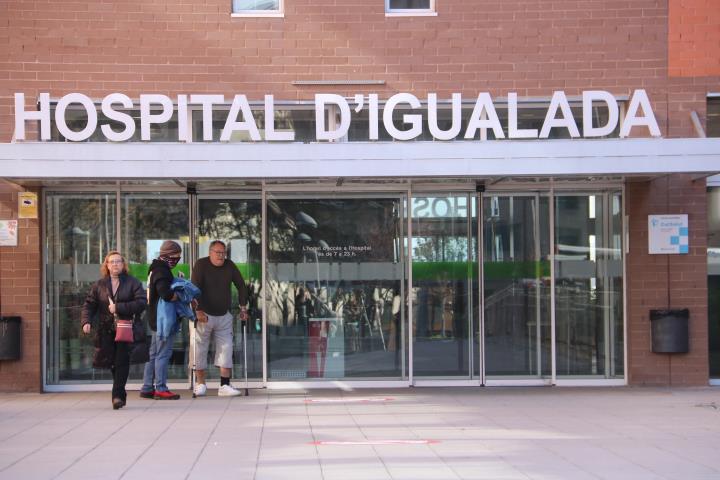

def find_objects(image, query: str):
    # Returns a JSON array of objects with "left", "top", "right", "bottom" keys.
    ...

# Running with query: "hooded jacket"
[{"left": 147, "top": 258, "right": 175, "bottom": 331}]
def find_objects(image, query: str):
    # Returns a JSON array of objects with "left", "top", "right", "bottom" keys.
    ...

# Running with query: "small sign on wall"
[
  {"left": 648, "top": 214, "right": 688, "bottom": 254},
  {"left": 18, "top": 192, "right": 38, "bottom": 219},
  {"left": 0, "top": 220, "right": 18, "bottom": 246}
]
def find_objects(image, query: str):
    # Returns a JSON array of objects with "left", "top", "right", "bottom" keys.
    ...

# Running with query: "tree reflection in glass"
[{"left": 266, "top": 196, "right": 404, "bottom": 380}]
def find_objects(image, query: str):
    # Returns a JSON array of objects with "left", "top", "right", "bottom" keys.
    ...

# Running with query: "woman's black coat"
[{"left": 81, "top": 273, "right": 147, "bottom": 369}]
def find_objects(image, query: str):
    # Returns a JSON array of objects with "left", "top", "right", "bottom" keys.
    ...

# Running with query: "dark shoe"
[
  {"left": 139, "top": 390, "right": 155, "bottom": 399},
  {"left": 154, "top": 390, "right": 180, "bottom": 400},
  {"left": 112, "top": 398, "right": 124, "bottom": 410}
]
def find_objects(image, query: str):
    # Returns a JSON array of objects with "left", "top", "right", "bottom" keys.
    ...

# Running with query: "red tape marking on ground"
[
  {"left": 311, "top": 439, "right": 439, "bottom": 446},
  {"left": 304, "top": 397, "right": 395, "bottom": 404}
]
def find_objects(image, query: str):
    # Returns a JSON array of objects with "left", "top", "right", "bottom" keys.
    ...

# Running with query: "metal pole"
[{"left": 243, "top": 320, "right": 249, "bottom": 396}]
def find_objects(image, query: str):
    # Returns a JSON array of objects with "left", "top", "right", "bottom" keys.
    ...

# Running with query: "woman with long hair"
[{"left": 81, "top": 251, "right": 147, "bottom": 409}]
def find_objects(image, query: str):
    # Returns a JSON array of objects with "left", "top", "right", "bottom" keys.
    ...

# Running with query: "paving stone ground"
[{"left": 0, "top": 386, "right": 719, "bottom": 480}]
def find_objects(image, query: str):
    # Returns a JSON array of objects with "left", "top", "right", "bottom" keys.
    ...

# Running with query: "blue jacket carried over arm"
[{"left": 156, "top": 278, "right": 202, "bottom": 340}]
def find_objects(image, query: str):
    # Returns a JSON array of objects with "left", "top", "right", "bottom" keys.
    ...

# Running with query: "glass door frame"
[
  {"left": 42, "top": 181, "right": 627, "bottom": 391},
  {"left": 409, "top": 191, "right": 480, "bottom": 383},
  {"left": 42, "top": 184, "right": 190, "bottom": 391},
  {"left": 193, "top": 193, "right": 264, "bottom": 389},
  {"left": 262, "top": 186, "right": 411, "bottom": 387},
  {"left": 43, "top": 189, "right": 120, "bottom": 386},
  {"left": 480, "top": 192, "right": 551, "bottom": 385},
  {"left": 553, "top": 190, "right": 625, "bottom": 381},
  {"left": 481, "top": 184, "right": 627, "bottom": 387},
  {"left": 709, "top": 184, "right": 720, "bottom": 384}
]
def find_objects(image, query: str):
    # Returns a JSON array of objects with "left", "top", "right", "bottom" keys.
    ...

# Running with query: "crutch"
[
  {"left": 242, "top": 318, "right": 249, "bottom": 396},
  {"left": 178, "top": 271, "right": 198, "bottom": 398},
  {"left": 191, "top": 318, "right": 198, "bottom": 398}
]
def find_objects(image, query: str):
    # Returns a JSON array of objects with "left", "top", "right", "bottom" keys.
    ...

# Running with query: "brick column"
[
  {"left": 0, "top": 184, "right": 42, "bottom": 392},
  {"left": 626, "top": 174, "right": 709, "bottom": 385}
]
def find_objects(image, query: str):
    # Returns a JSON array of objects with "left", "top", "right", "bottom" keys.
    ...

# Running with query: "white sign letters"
[{"left": 13, "top": 90, "right": 661, "bottom": 142}]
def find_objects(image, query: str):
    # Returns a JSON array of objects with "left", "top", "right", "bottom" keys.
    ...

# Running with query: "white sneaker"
[
  {"left": 218, "top": 384, "right": 242, "bottom": 397},
  {"left": 194, "top": 383, "right": 207, "bottom": 397}
]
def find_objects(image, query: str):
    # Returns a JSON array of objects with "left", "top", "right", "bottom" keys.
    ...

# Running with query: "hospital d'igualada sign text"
[{"left": 14, "top": 90, "right": 660, "bottom": 142}]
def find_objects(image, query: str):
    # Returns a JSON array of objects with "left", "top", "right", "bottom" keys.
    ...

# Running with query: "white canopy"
[{"left": 0, "top": 138, "right": 718, "bottom": 179}]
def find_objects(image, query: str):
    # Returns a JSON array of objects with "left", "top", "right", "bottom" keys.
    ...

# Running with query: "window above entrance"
[
  {"left": 231, "top": 0, "right": 283, "bottom": 17},
  {"left": 708, "top": 95, "right": 720, "bottom": 137},
  {"left": 386, "top": 0, "right": 436, "bottom": 15}
]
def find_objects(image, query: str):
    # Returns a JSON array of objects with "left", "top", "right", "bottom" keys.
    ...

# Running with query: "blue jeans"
[{"left": 141, "top": 331, "right": 177, "bottom": 393}]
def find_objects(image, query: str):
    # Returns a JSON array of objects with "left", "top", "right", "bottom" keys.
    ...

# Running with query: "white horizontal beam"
[{"left": 1, "top": 138, "right": 718, "bottom": 179}]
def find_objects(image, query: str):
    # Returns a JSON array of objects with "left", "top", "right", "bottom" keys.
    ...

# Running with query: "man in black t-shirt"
[{"left": 191, "top": 240, "right": 248, "bottom": 397}]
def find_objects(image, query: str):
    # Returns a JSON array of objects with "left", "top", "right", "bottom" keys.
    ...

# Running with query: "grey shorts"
[{"left": 191, "top": 311, "right": 234, "bottom": 370}]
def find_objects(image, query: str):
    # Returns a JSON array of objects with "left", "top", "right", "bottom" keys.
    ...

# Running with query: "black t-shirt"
[{"left": 191, "top": 257, "right": 248, "bottom": 316}]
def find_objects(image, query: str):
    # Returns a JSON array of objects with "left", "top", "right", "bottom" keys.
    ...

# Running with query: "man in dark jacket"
[{"left": 140, "top": 240, "right": 183, "bottom": 400}]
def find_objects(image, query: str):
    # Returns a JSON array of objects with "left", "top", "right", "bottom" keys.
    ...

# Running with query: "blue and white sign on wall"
[{"left": 648, "top": 214, "right": 689, "bottom": 254}]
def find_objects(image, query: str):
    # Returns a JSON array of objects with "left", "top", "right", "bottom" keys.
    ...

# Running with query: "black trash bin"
[
  {"left": 0, "top": 316, "right": 22, "bottom": 360},
  {"left": 649, "top": 309, "right": 689, "bottom": 353}
]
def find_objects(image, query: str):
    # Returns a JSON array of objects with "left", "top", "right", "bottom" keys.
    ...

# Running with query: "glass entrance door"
[
  {"left": 265, "top": 195, "right": 405, "bottom": 380},
  {"left": 44, "top": 187, "right": 626, "bottom": 388},
  {"left": 710, "top": 187, "right": 720, "bottom": 379},
  {"left": 483, "top": 195, "right": 551, "bottom": 378},
  {"left": 554, "top": 193, "right": 624, "bottom": 377},
  {"left": 44, "top": 192, "right": 191, "bottom": 385},
  {"left": 411, "top": 195, "right": 478, "bottom": 378},
  {"left": 122, "top": 194, "right": 190, "bottom": 381},
  {"left": 196, "top": 197, "right": 263, "bottom": 381},
  {"left": 45, "top": 193, "right": 117, "bottom": 384}
]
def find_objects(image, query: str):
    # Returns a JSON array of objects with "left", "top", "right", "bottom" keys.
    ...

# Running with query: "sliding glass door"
[
  {"left": 710, "top": 187, "right": 720, "bottom": 379},
  {"left": 44, "top": 187, "right": 625, "bottom": 387},
  {"left": 265, "top": 195, "right": 405, "bottom": 380},
  {"left": 411, "top": 195, "right": 478, "bottom": 378},
  {"left": 45, "top": 193, "right": 117, "bottom": 384},
  {"left": 484, "top": 192, "right": 624, "bottom": 380},
  {"left": 483, "top": 195, "right": 551, "bottom": 378},
  {"left": 121, "top": 194, "right": 189, "bottom": 381},
  {"left": 554, "top": 193, "right": 623, "bottom": 378},
  {"left": 196, "top": 197, "right": 262, "bottom": 381}
]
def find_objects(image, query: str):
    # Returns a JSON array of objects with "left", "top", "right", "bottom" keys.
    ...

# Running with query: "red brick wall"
[
  {"left": 1, "top": 0, "right": 672, "bottom": 142},
  {"left": 0, "top": 1, "right": 718, "bottom": 389},
  {"left": 669, "top": 0, "right": 720, "bottom": 77},
  {"left": 0, "top": 184, "right": 42, "bottom": 392},
  {"left": 667, "top": 76, "right": 720, "bottom": 137},
  {"left": 626, "top": 175, "right": 709, "bottom": 385}
]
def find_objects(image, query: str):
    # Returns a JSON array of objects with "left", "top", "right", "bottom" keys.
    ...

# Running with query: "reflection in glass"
[
  {"left": 484, "top": 196, "right": 551, "bottom": 377},
  {"left": 554, "top": 194, "right": 623, "bottom": 377},
  {"left": 389, "top": 0, "right": 431, "bottom": 9},
  {"left": 197, "top": 199, "right": 262, "bottom": 380},
  {"left": 192, "top": 109, "right": 315, "bottom": 143},
  {"left": 708, "top": 97, "right": 720, "bottom": 138},
  {"left": 709, "top": 187, "right": 720, "bottom": 378},
  {"left": 347, "top": 104, "right": 619, "bottom": 142},
  {"left": 122, "top": 194, "right": 189, "bottom": 381},
  {"left": 266, "top": 196, "right": 404, "bottom": 379},
  {"left": 50, "top": 109, "right": 179, "bottom": 142},
  {"left": 411, "top": 195, "right": 477, "bottom": 377},
  {"left": 233, "top": 0, "right": 280, "bottom": 11},
  {"left": 610, "top": 193, "right": 624, "bottom": 376},
  {"left": 45, "top": 193, "right": 117, "bottom": 383}
]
